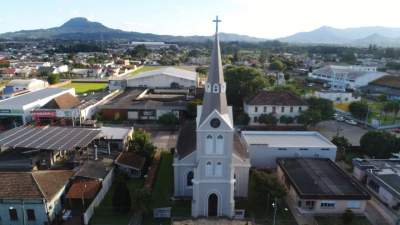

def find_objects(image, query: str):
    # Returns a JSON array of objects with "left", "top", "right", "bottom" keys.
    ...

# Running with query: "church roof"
[
  {"left": 176, "top": 121, "right": 248, "bottom": 160},
  {"left": 199, "top": 24, "right": 228, "bottom": 124}
]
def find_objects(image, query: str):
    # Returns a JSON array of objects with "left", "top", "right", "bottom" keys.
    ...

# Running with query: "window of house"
[
  {"left": 299, "top": 148, "right": 309, "bottom": 151},
  {"left": 320, "top": 201, "right": 336, "bottom": 208},
  {"left": 9, "top": 208, "right": 17, "bottom": 221},
  {"left": 205, "top": 162, "right": 213, "bottom": 176},
  {"left": 215, "top": 162, "right": 223, "bottom": 176},
  {"left": 254, "top": 117, "right": 258, "bottom": 123},
  {"left": 186, "top": 171, "right": 194, "bottom": 187},
  {"left": 305, "top": 201, "right": 315, "bottom": 209},
  {"left": 205, "top": 135, "right": 213, "bottom": 154},
  {"left": 321, "top": 148, "right": 330, "bottom": 151},
  {"left": 254, "top": 106, "right": 258, "bottom": 113},
  {"left": 290, "top": 107, "right": 293, "bottom": 112},
  {"left": 263, "top": 106, "right": 267, "bottom": 112},
  {"left": 347, "top": 201, "right": 361, "bottom": 209},
  {"left": 27, "top": 209, "right": 35, "bottom": 221},
  {"left": 278, "top": 148, "right": 287, "bottom": 150},
  {"left": 216, "top": 135, "right": 224, "bottom": 154},
  {"left": 281, "top": 107, "right": 285, "bottom": 113},
  {"left": 213, "top": 84, "right": 219, "bottom": 93}
]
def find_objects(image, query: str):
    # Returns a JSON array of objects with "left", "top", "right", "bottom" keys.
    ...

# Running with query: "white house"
[
  {"left": 241, "top": 131, "right": 337, "bottom": 168},
  {"left": 2, "top": 79, "right": 48, "bottom": 99},
  {"left": 310, "top": 90, "right": 361, "bottom": 104},
  {"left": 52, "top": 65, "right": 69, "bottom": 74},
  {"left": 126, "top": 67, "right": 197, "bottom": 89},
  {"left": 309, "top": 65, "right": 387, "bottom": 90},
  {"left": 244, "top": 90, "right": 308, "bottom": 125},
  {"left": 0, "top": 170, "right": 73, "bottom": 225}
]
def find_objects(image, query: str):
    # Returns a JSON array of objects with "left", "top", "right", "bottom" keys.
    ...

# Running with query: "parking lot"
[{"left": 313, "top": 120, "right": 369, "bottom": 146}]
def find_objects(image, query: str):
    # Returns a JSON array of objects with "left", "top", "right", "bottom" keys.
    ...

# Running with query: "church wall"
[
  {"left": 173, "top": 154, "right": 196, "bottom": 197},
  {"left": 233, "top": 163, "right": 250, "bottom": 198}
]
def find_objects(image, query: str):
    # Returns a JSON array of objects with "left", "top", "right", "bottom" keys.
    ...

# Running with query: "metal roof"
[
  {"left": 0, "top": 126, "right": 101, "bottom": 151},
  {"left": 0, "top": 88, "right": 72, "bottom": 108},
  {"left": 128, "top": 67, "right": 197, "bottom": 81}
]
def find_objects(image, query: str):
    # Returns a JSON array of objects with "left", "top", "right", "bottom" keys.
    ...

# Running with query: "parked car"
[
  {"left": 335, "top": 116, "right": 345, "bottom": 122},
  {"left": 345, "top": 119, "right": 357, "bottom": 125}
]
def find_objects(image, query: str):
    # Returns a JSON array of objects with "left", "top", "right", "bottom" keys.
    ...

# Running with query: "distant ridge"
[{"left": 0, "top": 17, "right": 267, "bottom": 43}]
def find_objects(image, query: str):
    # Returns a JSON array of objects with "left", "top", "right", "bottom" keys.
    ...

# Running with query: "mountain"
[
  {"left": 0, "top": 17, "right": 267, "bottom": 43},
  {"left": 279, "top": 26, "right": 400, "bottom": 46}
]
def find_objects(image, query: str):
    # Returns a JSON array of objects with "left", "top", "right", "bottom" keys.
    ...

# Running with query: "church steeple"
[{"left": 199, "top": 16, "right": 228, "bottom": 124}]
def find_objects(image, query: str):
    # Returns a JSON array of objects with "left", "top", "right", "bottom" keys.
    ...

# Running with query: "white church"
[{"left": 173, "top": 17, "right": 251, "bottom": 218}]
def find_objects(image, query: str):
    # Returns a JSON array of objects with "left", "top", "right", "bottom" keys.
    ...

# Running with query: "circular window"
[{"left": 210, "top": 118, "right": 221, "bottom": 128}]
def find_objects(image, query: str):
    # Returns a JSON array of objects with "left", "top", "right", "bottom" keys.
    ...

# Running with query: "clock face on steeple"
[{"left": 210, "top": 118, "right": 221, "bottom": 128}]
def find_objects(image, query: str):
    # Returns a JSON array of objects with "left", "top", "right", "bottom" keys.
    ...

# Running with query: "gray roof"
[
  {"left": 129, "top": 67, "right": 197, "bottom": 81},
  {"left": 100, "top": 126, "right": 132, "bottom": 140},
  {"left": 278, "top": 158, "right": 370, "bottom": 200},
  {"left": 75, "top": 159, "right": 113, "bottom": 180},
  {"left": 0, "top": 88, "right": 72, "bottom": 108},
  {"left": 313, "top": 65, "right": 386, "bottom": 80},
  {"left": 199, "top": 31, "right": 228, "bottom": 123}
]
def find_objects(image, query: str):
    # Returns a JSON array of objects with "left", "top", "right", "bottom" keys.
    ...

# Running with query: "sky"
[{"left": 2, "top": 0, "right": 400, "bottom": 38}]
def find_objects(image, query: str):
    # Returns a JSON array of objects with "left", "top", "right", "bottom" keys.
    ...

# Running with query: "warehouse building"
[{"left": 0, "top": 88, "right": 75, "bottom": 130}]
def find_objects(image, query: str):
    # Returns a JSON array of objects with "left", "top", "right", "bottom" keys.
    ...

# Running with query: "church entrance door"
[{"left": 208, "top": 193, "right": 218, "bottom": 216}]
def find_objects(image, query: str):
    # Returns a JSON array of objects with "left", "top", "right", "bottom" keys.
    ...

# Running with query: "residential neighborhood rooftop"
[
  {"left": 246, "top": 90, "right": 307, "bottom": 106},
  {"left": 0, "top": 88, "right": 73, "bottom": 107}
]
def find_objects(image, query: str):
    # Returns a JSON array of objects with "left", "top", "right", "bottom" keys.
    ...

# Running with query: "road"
[{"left": 313, "top": 120, "right": 369, "bottom": 146}]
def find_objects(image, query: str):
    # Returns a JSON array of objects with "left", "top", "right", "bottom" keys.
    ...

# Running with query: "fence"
[{"left": 82, "top": 168, "right": 114, "bottom": 225}]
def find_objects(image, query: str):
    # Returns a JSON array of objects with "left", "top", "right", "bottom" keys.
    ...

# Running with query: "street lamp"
[{"left": 272, "top": 198, "right": 289, "bottom": 225}]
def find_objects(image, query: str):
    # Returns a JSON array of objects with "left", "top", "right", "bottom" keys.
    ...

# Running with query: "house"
[
  {"left": 309, "top": 65, "right": 386, "bottom": 90},
  {"left": 2, "top": 79, "right": 48, "bottom": 99},
  {"left": 361, "top": 75, "right": 400, "bottom": 100},
  {"left": 277, "top": 158, "right": 370, "bottom": 215},
  {"left": 310, "top": 90, "right": 361, "bottom": 104},
  {"left": 0, "top": 170, "right": 74, "bottom": 225},
  {"left": 352, "top": 158, "right": 400, "bottom": 225},
  {"left": 0, "top": 68, "right": 16, "bottom": 78},
  {"left": 125, "top": 67, "right": 197, "bottom": 89},
  {"left": 115, "top": 151, "right": 146, "bottom": 178},
  {"left": 243, "top": 90, "right": 308, "bottom": 125},
  {"left": 99, "top": 126, "right": 133, "bottom": 151},
  {"left": 241, "top": 131, "right": 337, "bottom": 168},
  {"left": 52, "top": 65, "right": 68, "bottom": 74},
  {"left": 0, "top": 88, "right": 75, "bottom": 130}
]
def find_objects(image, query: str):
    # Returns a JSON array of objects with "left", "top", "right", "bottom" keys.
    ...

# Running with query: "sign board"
[
  {"left": 153, "top": 207, "right": 171, "bottom": 218},
  {"left": 31, "top": 110, "right": 56, "bottom": 118}
]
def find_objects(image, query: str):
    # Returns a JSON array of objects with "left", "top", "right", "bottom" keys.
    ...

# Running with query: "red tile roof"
[
  {"left": 66, "top": 179, "right": 101, "bottom": 199},
  {"left": 247, "top": 90, "right": 307, "bottom": 106},
  {"left": 115, "top": 152, "right": 146, "bottom": 170}
]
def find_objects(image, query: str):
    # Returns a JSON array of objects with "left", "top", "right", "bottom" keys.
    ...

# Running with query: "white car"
[
  {"left": 345, "top": 119, "right": 357, "bottom": 125},
  {"left": 336, "top": 116, "right": 345, "bottom": 122}
]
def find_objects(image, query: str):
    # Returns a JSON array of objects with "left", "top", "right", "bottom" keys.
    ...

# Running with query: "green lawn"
[
  {"left": 90, "top": 178, "right": 144, "bottom": 225},
  {"left": 315, "top": 215, "right": 373, "bottom": 225},
  {"left": 143, "top": 152, "right": 191, "bottom": 225},
  {"left": 63, "top": 82, "right": 107, "bottom": 94},
  {"left": 127, "top": 66, "right": 165, "bottom": 77}
]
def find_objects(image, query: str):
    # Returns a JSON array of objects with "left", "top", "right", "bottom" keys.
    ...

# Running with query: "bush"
[
  {"left": 47, "top": 73, "right": 60, "bottom": 84},
  {"left": 360, "top": 131, "right": 399, "bottom": 158},
  {"left": 349, "top": 101, "right": 368, "bottom": 119},
  {"left": 157, "top": 112, "right": 179, "bottom": 125},
  {"left": 280, "top": 115, "right": 294, "bottom": 124},
  {"left": 186, "top": 99, "right": 202, "bottom": 118},
  {"left": 259, "top": 113, "right": 278, "bottom": 126},
  {"left": 235, "top": 111, "right": 250, "bottom": 125},
  {"left": 341, "top": 209, "right": 355, "bottom": 225}
]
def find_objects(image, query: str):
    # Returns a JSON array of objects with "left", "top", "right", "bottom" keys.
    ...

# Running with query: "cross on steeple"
[{"left": 213, "top": 16, "right": 221, "bottom": 33}]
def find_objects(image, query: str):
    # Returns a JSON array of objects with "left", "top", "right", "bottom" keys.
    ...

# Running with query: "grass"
[
  {"left": 315, "top": 215, "right": 373, "bottom": 225},
  {"left": 63, "top": 82, "right": 107, "bottom": 94},
  {"left": 143, "top": 152, "right": 191, "bottom": 225},
  {"left": 127, "top": 66, "right": 165, "bottom": 77},
  {"left": 90, "top": 178, "right": 144, "bottom": 225}
]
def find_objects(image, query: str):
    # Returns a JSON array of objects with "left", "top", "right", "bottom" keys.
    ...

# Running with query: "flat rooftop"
[
  {"left": 278, "top": 158, "right": 370, "bottom": 200},
  {"left": 100, "top": 88, "right": 145, "bottom": 109},
  {"left": 0, "top": 126, "right": 101, "bottom": 151},
  {"left": 241, "top": 131, "right": 336, "bottom": 148},
  {"left": 0, "top": 88, "right": 72, "bottom": 108}
]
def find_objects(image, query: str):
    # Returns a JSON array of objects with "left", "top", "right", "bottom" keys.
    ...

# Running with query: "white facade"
[
  {"left": 310, "top": 91, "right": 361, "bottom": 104},
  {"left": 2, "top": 79, "right": 48, "bottom": 99},
  {"left": 242, "top": 131, "right": 337, "bottom": 168},
  {"left": 126, "top": 67, "right": 197, "bottom": 88},
  {"left": 244, "top": 104, "right": 308, "bottom": 125}
]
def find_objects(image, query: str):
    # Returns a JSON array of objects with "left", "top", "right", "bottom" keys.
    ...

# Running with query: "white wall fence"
[{"left": 83, "top": 168, "right": 114, "bottom": 225}]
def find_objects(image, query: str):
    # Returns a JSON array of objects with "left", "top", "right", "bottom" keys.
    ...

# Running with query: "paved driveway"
[
  {"left": 313, "top": 120, "right": 369, "bottom": 146},
  {"left": 149, "top": 130, "right": 178, "bottom": 150}
]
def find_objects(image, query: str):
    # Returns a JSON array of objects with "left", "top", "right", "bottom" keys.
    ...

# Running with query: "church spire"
[{"left": 199, "top": 16, "right": 229, "bottom": 124}]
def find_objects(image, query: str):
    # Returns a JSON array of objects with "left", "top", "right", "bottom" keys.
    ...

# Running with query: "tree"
[
  {"left": 306, "top": 97, "right": 334, "bottom": 120},
  {"left": 112, "top": 179, "right": 131, "bottom": 213},
  {"left": 269, "top": 59, "right": 286, "bottom": 71},
  {"left": 47, "top": 73, "right": 60, "bottom": 85},
  {"left": 383, "top": 101, "right": 400, "bottom": 116},
  {"left": 130, "top": 44, "right": 150, "bottom": 59},
  {"left": 224, "top": 66, "right": 268, "bottom": 108},
  {"left": 186, "top": 99, "right": 202, "bottom": 118},
  {"left": 234, "top": 112, "right": 250, "bottom": 125},
  {"left": 131, "top": 187, "right": 152, "bottom": 215},
  {"left": 195, "top": 66, "right": 208, "bottom": 75},
  {"left": 279, "top": 115, "right": 294, "bottom": 125},
  {"left": 341, "top": 51, "right": 357, "bottom": 64},
  {"left": 349, "top": 101, "right": 369, "bottom": 119},
  {"left": 341, "top": 209, "right": 355, "bottom": 225},
  {"left": 157, "top": 112, "right": 179, "bottom": 125},
  {"left": 360, "top": 131, "right": 399, "bottom": 158},
  {"left": 332, "top": 136, "right": 351, "bottom": 160},
  {"left": 128, "top": 129, "right": 155, "bottom": 163},
  {"left": 297, "top": 110, "right": 322, "bottom": 127},
  {"left": 259, "top": 113, "right": 278, "bottom": 126}
]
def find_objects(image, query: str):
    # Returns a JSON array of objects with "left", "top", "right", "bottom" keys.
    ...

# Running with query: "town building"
[
  {"left": 277, "top": 158, "right": 370, "bottom": 215},
  {"left": 128, "top": 41, "right": 178, "bottom": 50},
  {"left": 0, "top": 170, "right": 74, "bottom": 225},
  {"left": 115, "top": 152, "right": 146, "bottom": 178},
  {"left": 0, "top": 88, "right": 75, "bottom": 130},
  {"left": 2, "top": 79, "right": 48, "bottom": 99},
  {"left": 241, "top": 131, "right": 337, "bottom": 168},
  {"left": 352, "top": 158, "right": 400, "bottom": 225},
  {"left": 309, "top": 65, "right": 386, "bottom": 90},
  {"left": 310, "top": 90, "right": 361, "bottom": 104},
  {"left": 361, "top": 75, "right": 400, "bottom": 100},
  {"left": 173, "top": 21, "right": 251, "bottom": 218},
  {"left": 244, "top": 90, "right": 308, "bottom": 125}
]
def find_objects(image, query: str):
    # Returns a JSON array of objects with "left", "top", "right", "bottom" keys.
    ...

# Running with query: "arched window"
[
  {"left": 206, "top": 83, "right": 211, "bottom": 92},
  {"left": 215, "top": 162, "right": 223, "bottom": 176},
  {"left": 213, "top": 84, "right": 219, "bottom": 93},
  {"left": 205, "top": 135, "right": 213, "bottom": 154},
  {"left": 186, "top": 171, "right": 194, "bottom": 186},
  {"left": 205, "top": 161, "right": 213, "bottom": 176},
  {"left": 216, "top": 135, "right": 224, "bottom": 154}
]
